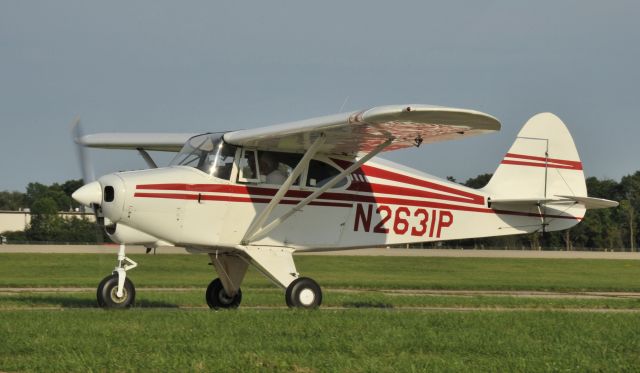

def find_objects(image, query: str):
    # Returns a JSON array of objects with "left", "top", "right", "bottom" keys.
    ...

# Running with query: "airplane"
[{"left": 70, "top": 104, "right": 618, "bottom": 309}]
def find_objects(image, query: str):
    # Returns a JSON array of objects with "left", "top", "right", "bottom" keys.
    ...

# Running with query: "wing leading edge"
[
  {"left": 76, "top": 133, "right": 199, "bottom": 152},
  {"left": 223, "top": 104, "right": 500, "bottom": 156}
]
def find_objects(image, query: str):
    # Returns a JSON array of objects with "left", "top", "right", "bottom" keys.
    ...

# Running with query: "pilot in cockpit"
[{"left": 258, "top": 152, "right": 286, "bottom": 184}]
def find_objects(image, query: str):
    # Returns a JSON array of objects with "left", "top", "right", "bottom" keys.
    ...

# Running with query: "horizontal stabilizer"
[
  {"left": 489, "top": 197, "right": 566, "bottom": 205},
  {"left": 490, "top": 196, "right": 618, "bottom": 210},
  {"left": 555, "top": 195, "right": 619, "bottom": 209}
]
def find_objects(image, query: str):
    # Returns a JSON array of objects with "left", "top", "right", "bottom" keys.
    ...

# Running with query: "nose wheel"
[
  {"left": 97, "top": 274, "right": 136, "bottom": 308},
  {"left": 97, "top": 244, "right": 138, "bottom": 309}
]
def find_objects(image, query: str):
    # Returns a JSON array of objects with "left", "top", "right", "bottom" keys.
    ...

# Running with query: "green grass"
[
  {"left": 1, "top": 253, "right": 640, "bottom": 372},
  {"left": 1, "top": 310, "right": 639, "bottom": 372},
  {"left": 2, "top": 289, "right": 640, "bottom": 310},
  {"left": 1, "top": 253, "right": 640, "bottom": 291}
]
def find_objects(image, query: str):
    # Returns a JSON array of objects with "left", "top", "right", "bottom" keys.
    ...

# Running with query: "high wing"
[
  {"left": 77, "top": 133, "right": 199, "bottom": 152},
  {"left": 223, "top": 104, "right": 500, "bottom": 156},
  {"left": 74, "top": 105, "right": 500, "bottom": 155}
]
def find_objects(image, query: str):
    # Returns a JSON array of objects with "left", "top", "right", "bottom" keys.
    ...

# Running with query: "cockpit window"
[
  {"left": 306, "top": 159, "right": 347, "bottom": 188},
  {"left": 258, "top": 151, "right": 301, "bottom": 185},
  {"left": 237, "top": 150, "right": 302, "bottom": 185},
  {"left": 170, "top": 133, "right": 237, "bottom": 179}
]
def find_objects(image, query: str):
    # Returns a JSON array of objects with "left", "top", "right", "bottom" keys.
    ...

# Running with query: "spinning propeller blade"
[
  {"left": 71, "top": 116, "right": 95, "bottom": 184},
  {"left": 70, "top": 117, "right": 106, "bottom": 239}
]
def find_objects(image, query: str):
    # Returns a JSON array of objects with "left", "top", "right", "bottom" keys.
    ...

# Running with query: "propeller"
[
  {"left": 71, "top": 117, "right": 106, "bottom": 240},
  {"left": 71, "top": 116, "right": 95, "bottom": 184}
]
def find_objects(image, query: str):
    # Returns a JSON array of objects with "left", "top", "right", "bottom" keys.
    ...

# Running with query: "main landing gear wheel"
[
  {"left": 97, "top": 274, "right": 136, "bottom": 308},
  {"left": 206, "top": 278, "right": 242, "bottom": 309},
  {"left": 285, "top": 277, "right": 322, "bottom": 309}
]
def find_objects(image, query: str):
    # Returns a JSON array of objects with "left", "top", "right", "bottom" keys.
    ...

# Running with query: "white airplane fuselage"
[{"left": 101, "top": 155, "right": 583, "bottom": 253}]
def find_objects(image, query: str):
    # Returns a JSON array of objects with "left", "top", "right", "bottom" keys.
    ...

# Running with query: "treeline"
[
  {"left": 1, "top": 172, "right": 638, "bottom": 250},
  {"left": 0, "top": 179, "right": 106, "bottom": 243},
  {"left": 0, "top": 179, "right": 84, "bottom": 212},
  {"left": 444, "top": 172, "right": 639, "bottom": 251}
]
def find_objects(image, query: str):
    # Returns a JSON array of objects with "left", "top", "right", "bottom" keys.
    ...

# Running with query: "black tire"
[
  {"left": 96, "top": 275, "right": 111, "bottom": 307},
  {"left": 285, "top": 277, "right": 322, "bottom": 309},
  {"left": 96, "top": 274, "right": 135, "bottom": 309},
  {"left": 206, "top": 278, "right": 242, "bottom": 309}
]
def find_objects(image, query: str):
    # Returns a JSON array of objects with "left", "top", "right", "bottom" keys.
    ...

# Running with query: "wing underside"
[{"left": 223, "top": 105, "right": 500, "bottom": 156}]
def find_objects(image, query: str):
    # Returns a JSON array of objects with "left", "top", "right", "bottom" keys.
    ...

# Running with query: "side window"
[
  {"left": 238, "top": 149, "right": 259, "bottom": 183},
  {"left": 237, "top": 150, "right": 303, "bottom": 186},
  {"left": 258, "top": 151, "right": 288, "bottom": 185},
  {"left": 306, "top": 159, "right": 347, "bottom": 188}
]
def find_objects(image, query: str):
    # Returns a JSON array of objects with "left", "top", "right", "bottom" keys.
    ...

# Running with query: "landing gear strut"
[
  {"left": 203, "top": 248, "right": 323, "bottom": 309},
  {"left": 97, "top": 244, "right": 137, "bottom": 308}
]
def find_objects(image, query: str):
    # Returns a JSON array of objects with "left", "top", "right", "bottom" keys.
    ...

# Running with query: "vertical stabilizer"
[
  {"left": 482, "top": 113, "right": 588, "bottom": 232},
  {"left": 483, "top": 113, "right": 587, "bottom": 200}
]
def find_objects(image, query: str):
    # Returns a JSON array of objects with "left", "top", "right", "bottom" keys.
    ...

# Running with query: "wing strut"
[
  {"left": 243, "top": 137, "right": 393, "bottom": 244},
  {"left": 242, "top": 134, "right": 327, "bottom": 244},
  {"left": 136, "top": 148, "right": 158, "bottom": 168}
]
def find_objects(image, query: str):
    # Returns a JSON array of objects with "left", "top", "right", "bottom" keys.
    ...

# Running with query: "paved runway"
[{"left": 1, "top": 244, "right": 639, "bottom": 259}]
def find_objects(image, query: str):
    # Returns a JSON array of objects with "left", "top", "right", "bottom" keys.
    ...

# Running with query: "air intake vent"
[
  {"left": 105, "top": 224, "right": 117, "bottom": 235},
  {"left": 104, "top": 186, "right": 115, "bottom": 202}
]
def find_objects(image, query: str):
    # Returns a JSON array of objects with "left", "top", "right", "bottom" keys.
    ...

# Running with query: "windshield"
[{"left": 170, "top": 133, "right": 237, "bottom": 179}]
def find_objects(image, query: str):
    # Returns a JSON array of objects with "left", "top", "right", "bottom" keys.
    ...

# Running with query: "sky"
[{"left": 1, "top": 1, "right": 638, "bottom": 192}]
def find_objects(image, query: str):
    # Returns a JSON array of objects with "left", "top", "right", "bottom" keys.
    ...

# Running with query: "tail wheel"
[
  {"left": 285, "top": 277, "right": 322, "bottom": 309},
  {"left": 97, "top": 274, "right": 136, "bottom": 308},
  {"left": 206, "top": 278, "right": 242, "bottom": 309}
]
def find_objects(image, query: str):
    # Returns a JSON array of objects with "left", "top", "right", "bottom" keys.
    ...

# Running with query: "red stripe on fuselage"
[
  {"left": 136, "top": 182, "right": 481, "bottom": 206},
  {"left": 133, "top": 192, "right": 352, "bottom": 208},
  {"left": 133, "top": 191, "right": 581, "bottom": 220},
  {"left": 331, "top": 160, "right": 485, "bottom": 205},
  {"left": 133, "top": 162, "right": 581, "bottom": 220}
]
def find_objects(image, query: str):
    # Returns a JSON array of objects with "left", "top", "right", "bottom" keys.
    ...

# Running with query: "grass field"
[
  {"left": 2, "top": 253, "right": 640, "bottom": 290},
  {"left": 2, "top": 310, "right": 639, "bottom": 372},
  {"left": 1, "top": 253, "right": 640, "bottom": 372}
]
